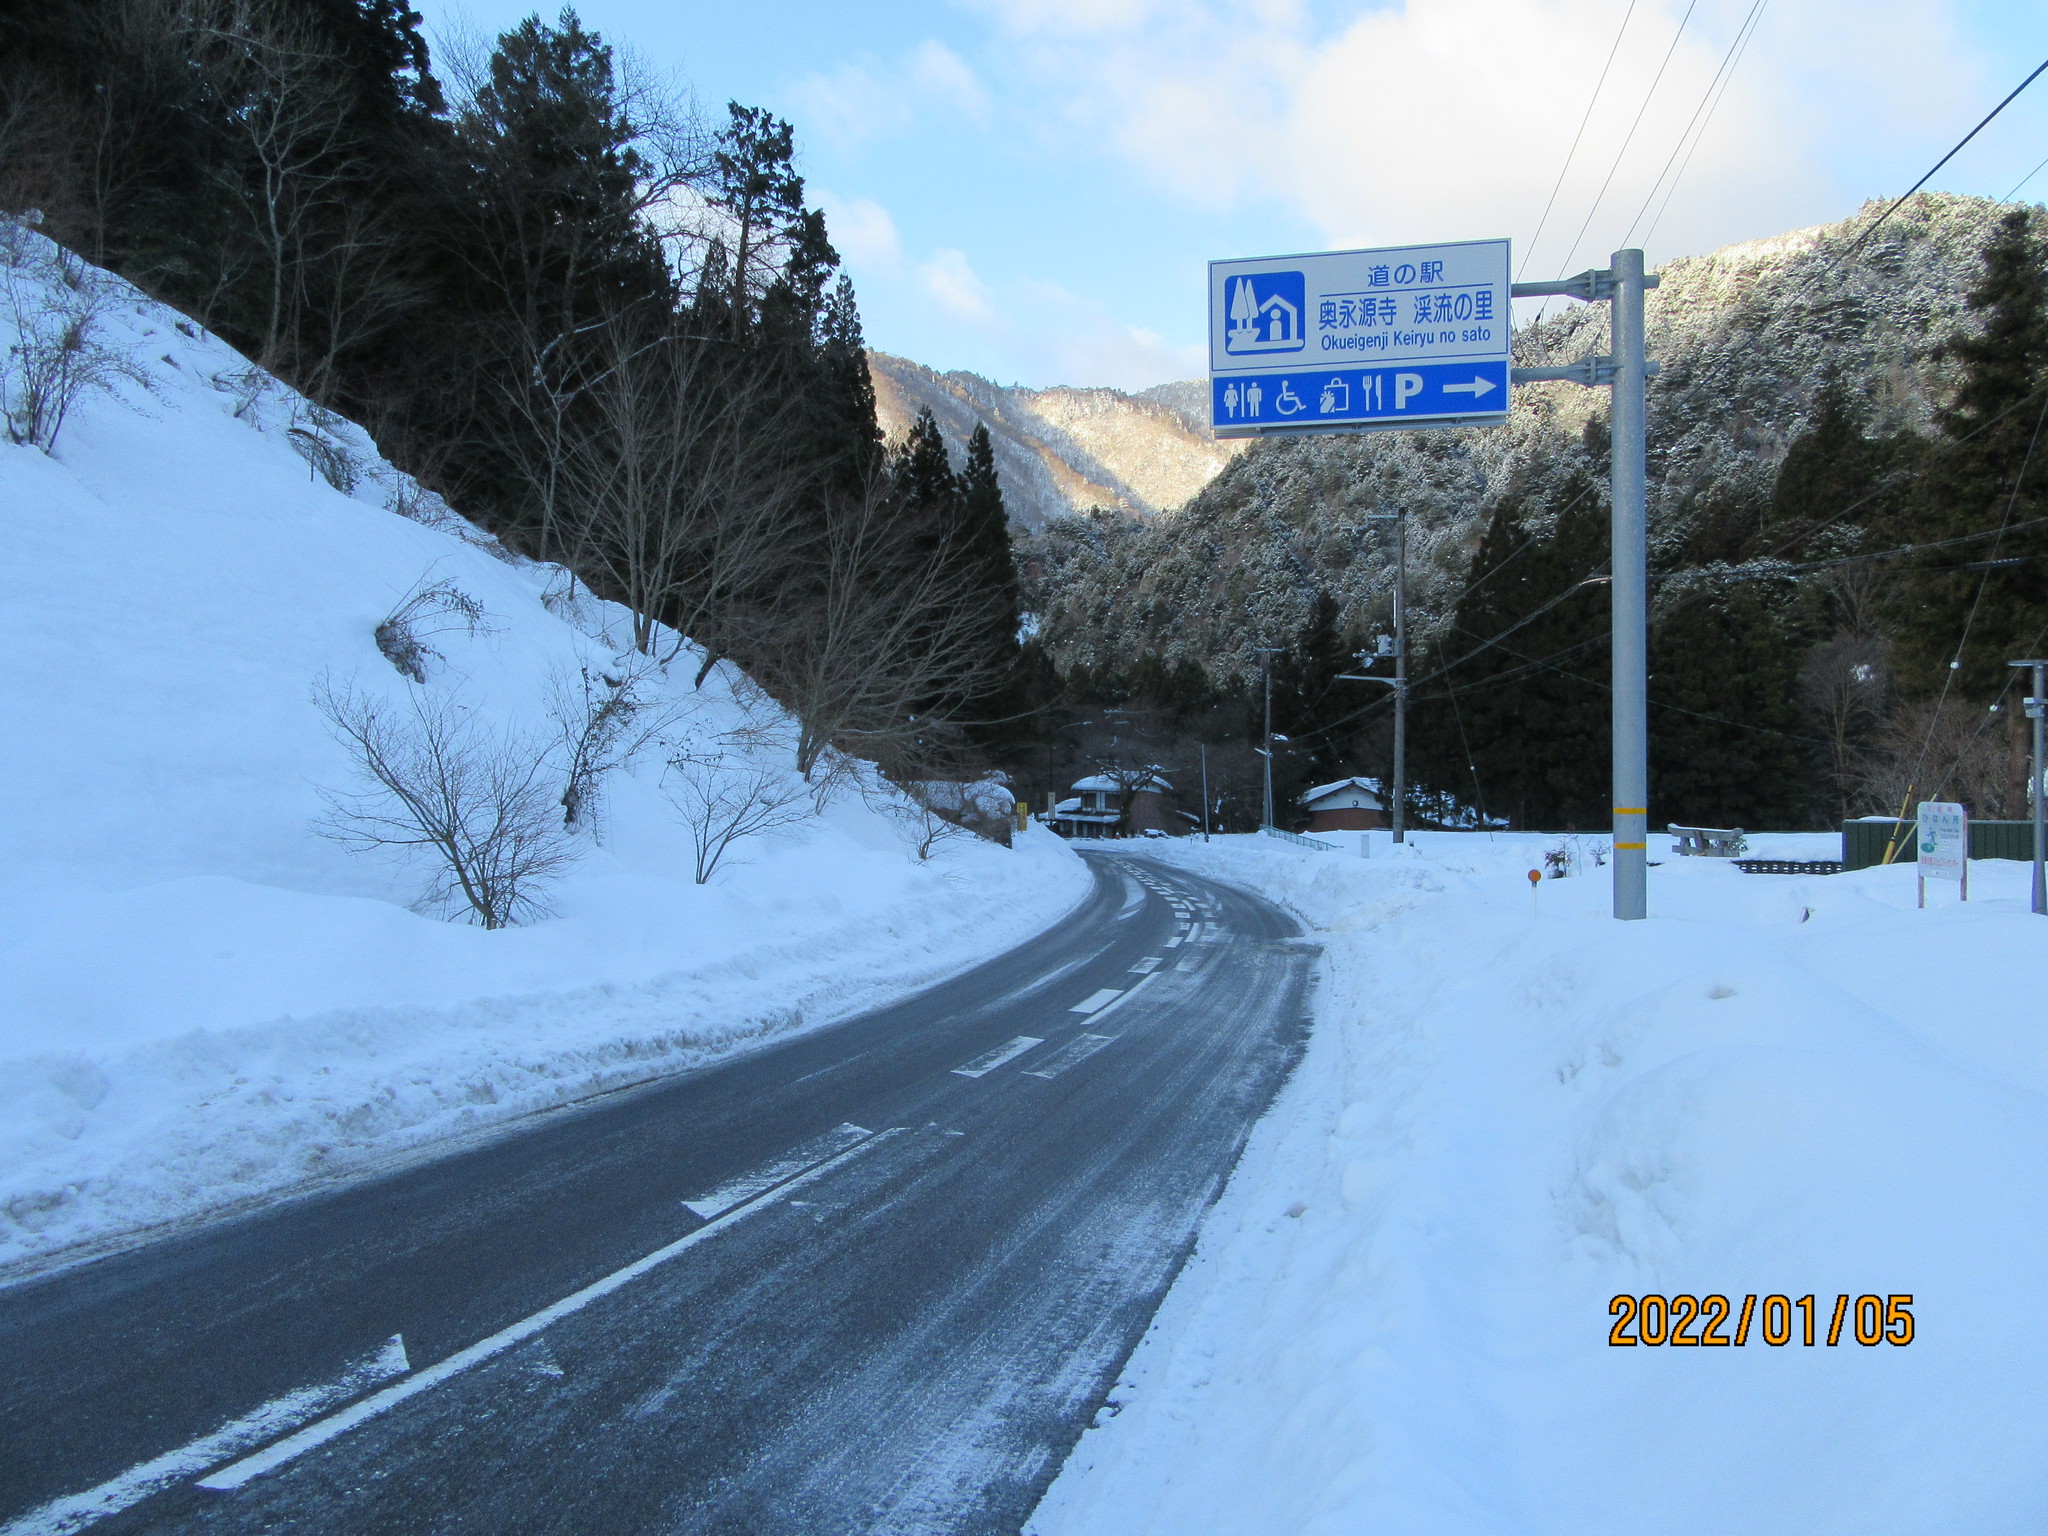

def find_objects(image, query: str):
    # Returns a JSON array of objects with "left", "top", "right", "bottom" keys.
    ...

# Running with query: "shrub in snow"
[
  {"left": 286, "top": 421, "right": 358, "bottom": 492},
  {"left": 0, "top": 218, "right": 148, "bottom": 451},
  {"left": 373, "top": 577, "right": 491, "bottom": 683},
  {"left": 549, "top": 661, "right": 686, "bottom": 836},
  {"left": 662, "top": 749, "right": 809, "bottom": 884},
  {"left": 314, "top": 681, "right": 574, "bottom": 927}
]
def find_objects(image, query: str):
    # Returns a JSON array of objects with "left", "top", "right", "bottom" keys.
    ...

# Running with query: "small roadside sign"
[
  {"left": 1916, "top": 800, "right": 1968, "bottom": 905},
  {"left": 1209, "top": 238, "right": 1511, "bottom": 438}
]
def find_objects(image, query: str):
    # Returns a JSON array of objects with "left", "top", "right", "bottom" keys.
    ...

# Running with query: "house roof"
[
  {"left": 1301, "top": 775, "right": 1385, "bottom": 807},
  {"left": 1070, "top": 772, "right": 1172, "bottom": 793}
]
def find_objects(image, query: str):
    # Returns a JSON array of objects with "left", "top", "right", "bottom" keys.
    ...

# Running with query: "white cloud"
[
  {"left": 816, "top": 191, "right": 904, "bottom": 271},
  {"left": 920, "top": 248, "right": 997, "bottom": 320},
  {"left": 965, "top": 0, "right": 1993, "bottom": 268},
  {"left": 789, "top": 40, "right": 993, "bottom": 150}
]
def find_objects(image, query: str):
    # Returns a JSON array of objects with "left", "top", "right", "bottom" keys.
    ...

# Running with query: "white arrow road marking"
[
  {"left": 1, "top": 1336, "right": 410, "bottom": 1536},
  {"left": 951, "top": 1036, "right": 1044, "bottom": 1077},
  {"left": 1021, "top": 1035, "right": 1116, "bottom": 1080},
  {"left": 1070, "top": 989, "right": 1124, "bottom": 1014},
  {"left": 1442, "top": 376, "right": 1497, "bottom": 398},
  {"left": 682, "top": 1124, "right": 872, "bottom": 1218},
  {"left": 197, "top": 1130, "right": 908, "bottom": 1492}
]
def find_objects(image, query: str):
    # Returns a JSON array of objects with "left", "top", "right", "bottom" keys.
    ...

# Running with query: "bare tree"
[
  {"left": 183, "top": 0, "right": 365, "bottom": 376},
  {"left": 315, "top": 680, "right": 575, "bottom": 927},
  {"left": 1855, "top": 697, "right": 2033, "bottom": 821},
  {"left": 548, "top": 660, "right": 689, "bottom": 835},
  {"left": 541, "top": 312, "right": 819, "bottom": 660},
  {"left": 747, "top": 473, "right": 1015, "bottom": 780},
  {"left": 661, "top": 748, "right": 808, "bottom": 883},
  {"left": 0, "top": 219, "right": 149, "bottom": 450},
  {"left": 1799, "top": 633, "right": 1889, "bottom": 823}
]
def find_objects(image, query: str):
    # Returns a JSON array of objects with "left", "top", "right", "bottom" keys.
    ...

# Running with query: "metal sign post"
[
  {"left": 1511, "top": 251, "right": 1658, "bottom": 921},
  {"left": 2013, "top": 659, "right": 2048, "bottom": 914},
  {"left": 1208, "top": 239, "right": 1657, "bottom": 916}
]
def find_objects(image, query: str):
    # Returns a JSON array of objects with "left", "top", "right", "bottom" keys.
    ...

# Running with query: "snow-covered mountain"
[
  {"left": 867, "top": 351, "right": 1242, "bottom": 528},
  {"left": 0, "top": 223, "right": 1084, "bottom": 1270}
]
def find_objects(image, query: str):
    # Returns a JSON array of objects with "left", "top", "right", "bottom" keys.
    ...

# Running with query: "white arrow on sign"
[{"left": 1441, "top": 376, "right": 1497, "bottom": 398}]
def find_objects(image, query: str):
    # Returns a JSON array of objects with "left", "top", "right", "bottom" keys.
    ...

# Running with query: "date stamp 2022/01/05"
[{"left": 1608, "top": 1294, "right": 1915, "bottom": 1347}]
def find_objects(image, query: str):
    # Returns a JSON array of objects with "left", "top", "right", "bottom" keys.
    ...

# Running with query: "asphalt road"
[{"left": 0, "top": 850, "right": 1316, "bottom": 1536}]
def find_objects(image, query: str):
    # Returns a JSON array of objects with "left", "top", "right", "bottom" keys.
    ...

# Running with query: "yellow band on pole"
[
  {"left": 1613, "top": 807, "right": 1647, "bottom": 815},
  {"left": 1614, "top": 841, "right": 1647, "bottom": 850}
]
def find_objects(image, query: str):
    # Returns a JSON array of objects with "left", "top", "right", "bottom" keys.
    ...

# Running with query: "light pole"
[
  {"left": 1199, "top": 742, "right": 1212, "bottom": 842},
  {"left": 2013, "top": 659, "right": 2048, "bottom": 915},
  {"left": 1511, "top": 249, "right": 1657, "bottom": 919}
]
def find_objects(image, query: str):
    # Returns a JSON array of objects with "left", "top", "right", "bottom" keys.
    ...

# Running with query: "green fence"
[{"left": 1841, "top": 818, "right": 2041, "bottom": 870}]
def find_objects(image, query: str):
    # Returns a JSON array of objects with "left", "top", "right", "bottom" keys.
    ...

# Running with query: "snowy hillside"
[
  {"left": 868, "top": 351, "right": 1242, "bottom": 528},
  {"left": 1033, "top": 835, "right": 2048, "bottom": 1536},
  {"left": 0, "top": 223, "right": 1088, "bottom": 1270}
]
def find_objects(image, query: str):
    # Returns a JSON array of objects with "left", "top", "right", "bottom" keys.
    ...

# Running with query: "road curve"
[{"left": 0, "top": 851, "right": 1316, "bottom": 1536}]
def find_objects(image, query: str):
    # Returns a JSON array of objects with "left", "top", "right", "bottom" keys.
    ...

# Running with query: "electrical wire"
[
  {"left": 1831, "top": 55, "right": 2048, "bottom": 272},
  {"left": 2003, "top": 150, "right": 2048, "bottom": 205},
  {"left": 1520, "top": 0, "right": 1641, "bottom": 283},
  {"left": 1553, "top": 0, "right": 1701, "bottom": 279},
  {"left": 1622, "top": 0, "right": 1768, "bottom": 251}
]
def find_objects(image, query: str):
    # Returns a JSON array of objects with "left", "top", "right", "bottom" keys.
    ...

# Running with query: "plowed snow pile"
[
  {"left": 0, "top": 226, "right": 1085, "bottom": 1270},
  {"left": 1032, "top": 832, "right": 2048, "bottom": 1536}
]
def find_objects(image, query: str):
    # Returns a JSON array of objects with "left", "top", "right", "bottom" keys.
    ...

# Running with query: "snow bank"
[
  {"left": 1032, "top": 832, "right": 2048, "bottom": 1536},
  {"left": 0, "top": 227, "right": 1087, "bottom": 1269}
]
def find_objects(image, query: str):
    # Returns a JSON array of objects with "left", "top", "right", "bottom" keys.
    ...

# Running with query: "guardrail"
[{"left": 1261, "top": 824, "right": 1337, "bottom": 852}]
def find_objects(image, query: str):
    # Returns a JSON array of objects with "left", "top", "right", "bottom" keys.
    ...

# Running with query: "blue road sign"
[{"left": 1210, "top": 239, "right": 1511, "bottom": 436}]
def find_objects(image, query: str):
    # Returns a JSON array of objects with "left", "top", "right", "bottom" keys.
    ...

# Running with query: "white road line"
[
  {"left": 1, "top": 1337, "right": 410, "bottom": 1536},
  {"left": 1021, "top": 1034, "right": 1116, "bottom": 1079},
  {"left": 682, "top": 1124, "right": 871, "bottom": 1218},
  {"left": 1176, "top": 956, "right": 1203, "bottom": 973},
  {"left": 198, "top": 1130, "right": 907, "bottom": 1493},
  {"left": 1164, "top": 936, "right": 1182, "bottom": 948},
  {"left": 1070, "top": 988, "right": 1123, "bottom": 1014},
  {"left": 1078, "top": 970, "right": 1161, "bottom": 1027},
  {"left": 951, "top": 1036, "right": 1044, "bottom": 1078},
  {"left": 1128, "top": 957, "right": 1162, "bottom": 974}
]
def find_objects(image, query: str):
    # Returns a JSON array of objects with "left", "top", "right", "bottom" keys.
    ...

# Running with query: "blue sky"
[{"left": 415, "top": 0, "right": 2048, "bottom": 391}]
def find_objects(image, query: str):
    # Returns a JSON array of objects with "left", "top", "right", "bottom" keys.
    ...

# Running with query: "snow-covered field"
[
  {"left": 1033, "top": 831, "right": 2048, "bottom": 1536},
  {"left": 0, "top": 227, "right": 1086, "bottom": 1272}
]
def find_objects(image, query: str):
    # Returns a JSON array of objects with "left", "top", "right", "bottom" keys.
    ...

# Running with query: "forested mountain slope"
[{"left": 869, "top": 351, "right": 1241, "bottom": 528}]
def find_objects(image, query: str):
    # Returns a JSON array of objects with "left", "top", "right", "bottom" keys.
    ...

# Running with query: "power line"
[
  {"left": 1623, "top": 0, "right": 1769, "bottom": 251},
  {"left": 1832, "top": 55, "right": 2048, "bottom": 272},
  {"left": 2004, "top": 150, "right": 2048, "bottom": 205},
  {"left": 1554, "top": 0, "right": 1700, "bottom": 279},
  {"left": 1520, "top": 0, "right": 1641, "bottom": 283}
]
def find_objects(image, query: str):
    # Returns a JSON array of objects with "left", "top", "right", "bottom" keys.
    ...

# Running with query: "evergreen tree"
[
  {"left": 1890, "top": 208, "right": 2048, "bottom": 694},
  {"left": 1414, "top": 469, "right": 1610, "bottom": 829}
]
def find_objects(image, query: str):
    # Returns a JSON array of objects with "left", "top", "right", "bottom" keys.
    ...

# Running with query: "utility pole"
[
  {"left": 1512, "top": 248, "right": 1657, "bottom": 920},
  {"left": 2014, "top": 659, "right": 2048, "bottom": 915},
  {"left": 1200, "top": 742, "right": 1212, "bottom": 842},
  {"left": 1355, "top": 510, "right": 1409, "bottom": 842},
  {"left": 1255, "top": 646, "right": 1285, "bottom": 828}
]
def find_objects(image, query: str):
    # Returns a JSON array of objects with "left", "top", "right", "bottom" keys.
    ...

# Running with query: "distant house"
[
  {"left": 1051, "top": 771, "right": 1173, "bottom": 839},
  {"left": 1300, "top": 776, "right": 1386, "bottom": 832}
]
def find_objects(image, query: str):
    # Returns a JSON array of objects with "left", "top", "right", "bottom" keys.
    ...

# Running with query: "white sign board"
[
  {"left": 1209, "top": 238, "right": 1511, "bottom": 438},
  {"left": 1917, "top": 800, "right": 1968, "bottom": 903}
]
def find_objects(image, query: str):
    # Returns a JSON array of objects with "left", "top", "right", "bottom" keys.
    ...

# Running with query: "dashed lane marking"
[
  {"left": 1021, "top": 1034, "right": 1116, "bottom": 1080},
  {"left": 951, "top": 1036, "right": 1044, "bottom": 1078},
  {"left": 1070, "top": 989, "right": 1124, "bottom": 1014}
]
